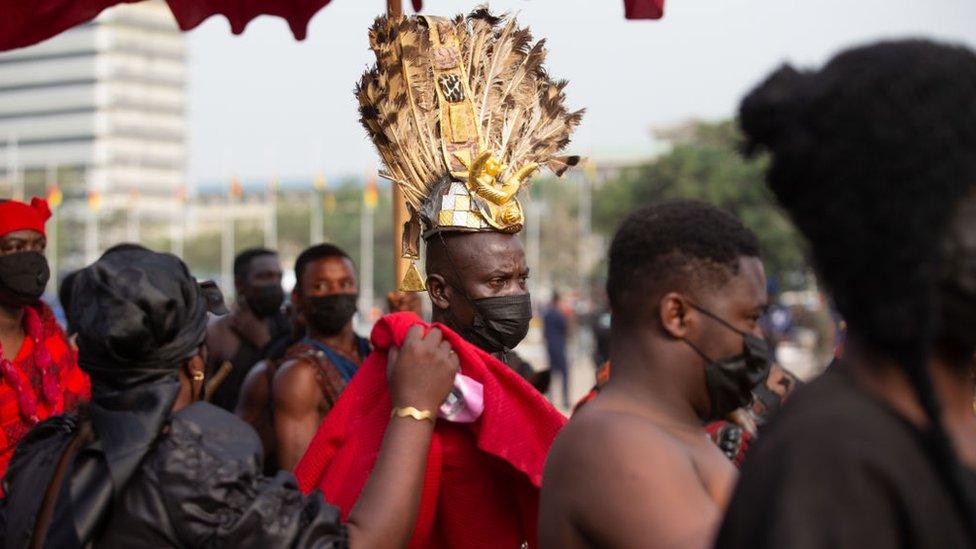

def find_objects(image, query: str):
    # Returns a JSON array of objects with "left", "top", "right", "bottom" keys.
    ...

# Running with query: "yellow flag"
[
  {"left": 87, "top": 191, "right": 101, "bottom": 212},
  {"left": 364, "top": 174, "right": 379, "bottom": 210},
  {"left": 47, "top": 186, "right": 63, "bottom": 208},
  {"left": 314, "top": 173, "right": 327, "bottom": 191}
]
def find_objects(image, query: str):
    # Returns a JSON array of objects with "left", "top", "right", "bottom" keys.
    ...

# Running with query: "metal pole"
[
  {"left": 311, "top": 189, "right": 323, "bottom": 244},
  {"left": 45, "top": 164, "right": 58, "bottom": 295},
  {"left": 85, "top": 195, "right": 99, "bottom": 264},
  {"left": 7, "top": 133, "right": 22, "bottom": 201},
  {"left": 361, "top": 192, "right": 375, "bottom": 322},
  {"left": 127, "top": 192, "right": 141, "bottom": 243},
  {"left": 171, "top": 189, "right": 185, "bottom": 257},
  {"left": 222, "top": 188, "right": 235, "bottom": 298},
  {"left": 265, "top": 180, "right": 278, "bottom": 249}
]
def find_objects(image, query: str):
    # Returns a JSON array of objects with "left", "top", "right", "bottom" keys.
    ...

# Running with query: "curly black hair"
[
  {"left": 294, "top": 243, "right": 352, "bottom": 284},
  {"left": 233, "top": 247, "right": 277, "bottom": 281},
  {"left": 740, "top": 39, "right": 976, "bottom": 532},
  {"left": 607, "top": 199, "right": 760, "bottom": 326}
]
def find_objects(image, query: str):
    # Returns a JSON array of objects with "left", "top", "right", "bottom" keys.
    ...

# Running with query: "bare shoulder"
[
  {"left": 547, "top": 405, "right": 688, "bottom": 477},
  {"left": 236, "top": 360, "right": 271, "bottom": 415},
  {"left": 541, "top": 405, "right": 720, "bottom": 549},
  {"left": 272, "top": 357, "right": 321, "bottom": 410}
]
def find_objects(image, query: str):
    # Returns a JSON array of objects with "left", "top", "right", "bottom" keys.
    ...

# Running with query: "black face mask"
[
  {"left": 0, "top": 251, "right": 50, "bottom": 306},
  {"left": 246, "top": 284, "right": 284, "bottom": 318},
  {"left": 305, "top": 294, "right": 358, "bottom": 336},
  {"left": 684, "top": 304, "right": 771, "bottom": 421},
  {"left": 459, "top": 293, "right": 533, "bottom": 353}
]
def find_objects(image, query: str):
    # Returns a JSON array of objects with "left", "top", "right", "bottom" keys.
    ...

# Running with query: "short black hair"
[
  {"left": 234, "top": 248, "right": 277, "bottom": 280},
  {"left": 294, "top": 243, "right": 352, "bottom": 283},
  {"left": 607, "top": 199, "right": 760, "bottom": 324},
  {"left": 740, "top": 39, "right": 976, "bottom": 528}
]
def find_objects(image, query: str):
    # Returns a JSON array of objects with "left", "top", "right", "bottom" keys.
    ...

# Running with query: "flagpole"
[
  {"left": 222, "top": 178, "right": 237, "bottom": 298},
  {"left": 265, "top": 178, "right": 278, "bottom": 249},
  {"left": 312, "top": 173, "right": 326, "bottom": 245},
  {"left": 172, "top": 186, "right": 186, "bottom": 257},
  {"left": 45, "top": 164, "right": 58, "bottom": 295},
  {"left": 85, "top": 190, "right": 99, "bottom": 264},
  {"left": 361, "top": 173, "right": 377, "bottom": 321}
]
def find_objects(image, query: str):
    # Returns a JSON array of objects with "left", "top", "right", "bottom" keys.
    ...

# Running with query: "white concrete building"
[{"left": 0, "top": 1, "right": 186, "bottom": 267}]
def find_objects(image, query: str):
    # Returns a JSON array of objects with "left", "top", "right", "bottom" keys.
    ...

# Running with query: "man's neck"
[
  {"left": 0, "top": 303, "right": 24, "bottom": 337},
  {"left": 844, "top": 341, "right": 976, "bottom": 466},
  {"left": 308, "top": 323, "right": 357, "bottom": 354},
  {"left": 601, "top": 329, "right": 705, "bottom": 432}
]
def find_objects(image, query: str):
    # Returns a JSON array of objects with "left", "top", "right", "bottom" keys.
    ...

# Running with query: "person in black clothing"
[
  {"left": 205, "top": 247, "right": 290, "bottom": 411},
  {"left": 0, "top": 247, "right": 459, "bottom": 548},
  {"left": 717, "top": 39, "right": 976, "bottom": 547}
]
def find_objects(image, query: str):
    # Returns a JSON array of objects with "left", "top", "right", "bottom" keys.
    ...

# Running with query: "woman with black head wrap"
[
  {"left": 716, "top": 40, "right": 976, "bottom": 547},
  {"left": 0, "top": 247, "right": 460, "bottom": 548}
]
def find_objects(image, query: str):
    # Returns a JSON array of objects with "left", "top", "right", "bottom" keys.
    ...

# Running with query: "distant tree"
[{"left": 593, "top": 120, "right": 809, "bottom": 290}]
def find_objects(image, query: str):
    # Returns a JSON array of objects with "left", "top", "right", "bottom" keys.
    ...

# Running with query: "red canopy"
[{"left": 0, "top": 0, "right": 663, "bottom": 52}]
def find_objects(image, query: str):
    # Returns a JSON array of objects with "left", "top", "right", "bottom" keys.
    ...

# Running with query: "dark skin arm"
[
  {"left": 344, "top": 326, "right": 458, "bottom": 548},
  {"left": 272, "top": 358, "right": 324, "bottom": 471},
  {"left": 235, "top": 360, "right": 277, "bottom": 461},
  {"left": 540, "top": 412, "right": 721, "bottom": 549}
]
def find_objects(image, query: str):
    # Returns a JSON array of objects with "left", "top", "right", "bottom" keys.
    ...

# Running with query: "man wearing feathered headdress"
[
  {"left": 294, "top": 8, "right": 581, "bottom": 548},
  {"left": 359, "top": 7, "right": 582, "bottom": 361}
]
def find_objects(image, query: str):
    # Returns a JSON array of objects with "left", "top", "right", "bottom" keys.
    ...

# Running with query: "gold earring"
[{"left": 192, "top": 372, "right": 205, "bottom": 382}]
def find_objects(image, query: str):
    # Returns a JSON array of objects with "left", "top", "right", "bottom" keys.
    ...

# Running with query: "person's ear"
[
  {"left": 234, "top": 276, "right": 246, "bottom": 298},
  {"left": 426, "top": 274, "right": 451, "bottom": 310},
  {"left": 659, "top": 292, "right": 693, "bottom": 339}
]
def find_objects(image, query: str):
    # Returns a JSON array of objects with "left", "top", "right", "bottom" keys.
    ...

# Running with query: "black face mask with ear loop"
[
  {"left": 683, "top": 303, "right": 772, "bottom": 421},
  {"left": 435, "top": 231, "right": 533, "bottom": 354}
]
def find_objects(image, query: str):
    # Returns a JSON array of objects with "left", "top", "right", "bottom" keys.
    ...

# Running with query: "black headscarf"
[{"left": 65, "top": 247, "right": 222, "bottom": 541}]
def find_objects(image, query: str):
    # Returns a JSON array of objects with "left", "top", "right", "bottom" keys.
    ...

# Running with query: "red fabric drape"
[
  {"left": 1, "top": 0, "right": 665, "bottom": 52},
  {"left": 294, "top": 312, "right": 567, "bottom": 548},
  {"left": 0, "top": 0, "right": 334, "bottom": 52},
  {"left": 624, "top": 0, "right": 665, "bottom": 19}
]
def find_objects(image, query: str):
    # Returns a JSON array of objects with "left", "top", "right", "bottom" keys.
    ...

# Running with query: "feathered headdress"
[{"left": 357, "top": 7, "right": 584, "bottom": 291}]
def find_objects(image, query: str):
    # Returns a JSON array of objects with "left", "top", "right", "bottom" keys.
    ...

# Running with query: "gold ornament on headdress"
[{"left": 356, "top": 7, "right": 584, "bottom": 291}]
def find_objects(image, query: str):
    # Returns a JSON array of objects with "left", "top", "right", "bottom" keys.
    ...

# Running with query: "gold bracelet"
[{"left": 391, "top": 406, "right": 436, "bottom": 423}]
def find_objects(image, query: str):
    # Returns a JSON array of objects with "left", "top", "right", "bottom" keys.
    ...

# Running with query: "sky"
[{"left": 186, "top": 0, "right": 976, "bottom": 185}]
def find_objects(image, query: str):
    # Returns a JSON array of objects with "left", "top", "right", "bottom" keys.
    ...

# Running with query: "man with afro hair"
[
  {"left": 717, "top": 39, "right": 976, "bottom": 547},
  {"left": 540, "top": 199, "right": 772, "bottom": 548}
]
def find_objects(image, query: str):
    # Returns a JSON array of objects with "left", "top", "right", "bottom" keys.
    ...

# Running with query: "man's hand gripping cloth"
[{"left": 294, "top": 312, "right": 567, "bottom": 548}]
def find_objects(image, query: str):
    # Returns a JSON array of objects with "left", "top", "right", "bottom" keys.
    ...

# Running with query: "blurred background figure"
[
  {"left": 544, "top": 292, "right": 571, "bottom": 408},
  {"left": 205, "top": 247, "right": 288, "bottom": 411}
]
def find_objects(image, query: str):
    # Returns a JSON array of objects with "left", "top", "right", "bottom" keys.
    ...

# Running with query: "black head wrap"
[{"left": 65, "top": 248, "right": 223, "bottom": 541}]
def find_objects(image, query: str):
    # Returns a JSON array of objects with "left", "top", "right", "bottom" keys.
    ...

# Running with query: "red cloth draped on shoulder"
[{"left": 294, "top": 312, "right": 567, "bottom": 548}]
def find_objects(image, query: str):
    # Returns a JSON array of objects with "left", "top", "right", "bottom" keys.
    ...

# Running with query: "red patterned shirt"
[{"left": 0, "top": 302, "right": 90, "bottom": 491}]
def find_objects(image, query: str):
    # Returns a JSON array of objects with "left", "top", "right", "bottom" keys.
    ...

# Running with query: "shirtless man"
[
  {"left": 540, "top": 200, "right": 770, "bottom": 548},
  {"left": 265, "top": 244, "right": 367, "bottom": 471},
  {"left": 205, "top": 248, "right": 287, "bottom": 411}
]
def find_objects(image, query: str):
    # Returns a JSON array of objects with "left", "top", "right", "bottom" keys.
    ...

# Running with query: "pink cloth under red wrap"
[
  {"left": 0, "top": 198, "right": 50, "bottom": 238},
  {"left": 294, "top": 312, "right": 567, "bottom": 548}
]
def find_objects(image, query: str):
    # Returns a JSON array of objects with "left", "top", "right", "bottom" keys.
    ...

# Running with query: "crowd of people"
[{"left": 0, "top": 8, "right": 975, "bottom": 548}]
